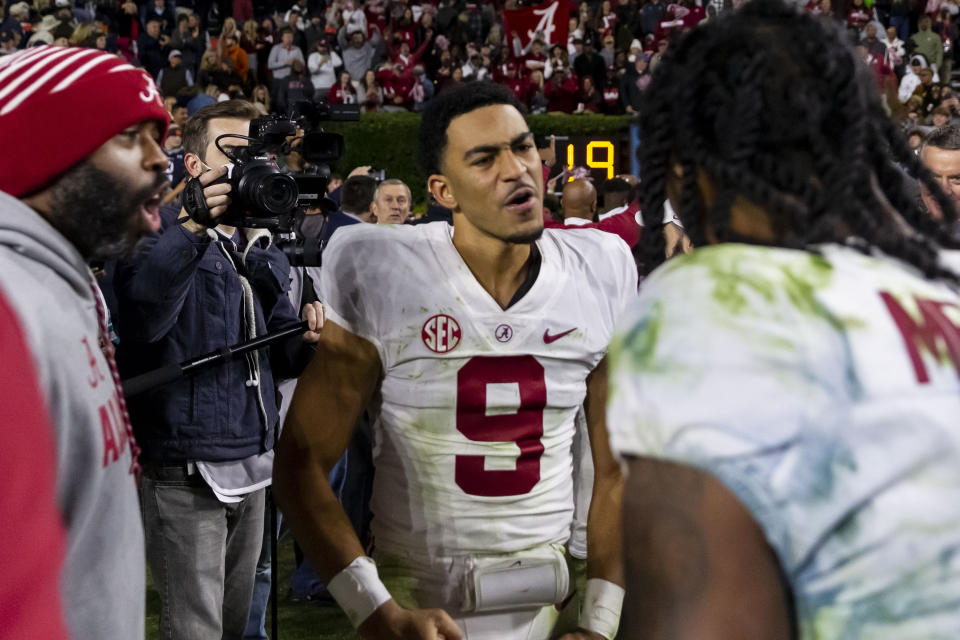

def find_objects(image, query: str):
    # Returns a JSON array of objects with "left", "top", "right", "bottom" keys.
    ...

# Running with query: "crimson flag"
[{"left": 502, "top": 0, "right": 570, "bottom": 49}]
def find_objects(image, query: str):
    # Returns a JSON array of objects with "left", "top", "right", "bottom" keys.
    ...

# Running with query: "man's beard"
[
  {"left": 45, "top": 159, "right": 167, "bottom": 262},
  {"left": 502, "top": 226, "right": 544, "bottom": 244},
  {"left": 467, "top": 204, "right": 545, "bottom": 245}
]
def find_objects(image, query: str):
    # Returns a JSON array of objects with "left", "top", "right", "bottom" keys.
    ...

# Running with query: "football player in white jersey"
[
  {"left": 606, "top": 1, "right": 960, "bottom": 638},
  {"left": 274, "top": 82, "right": 637, "bottom": 640}
]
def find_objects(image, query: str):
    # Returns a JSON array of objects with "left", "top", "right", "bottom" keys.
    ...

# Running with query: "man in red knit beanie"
[
  {"left": 0, "top": 46, "right": 228, "bottom": 640},
  {"left": 1, "top": 45, "right": 172, "bottom": 258}
]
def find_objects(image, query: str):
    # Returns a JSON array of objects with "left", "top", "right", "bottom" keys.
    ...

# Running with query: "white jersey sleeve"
[
  {"left": 317, "top": 223, "right": 416, "bottom": 360},
  {"left": 607, "top": 244, "right": 960, "bottom": 638}
]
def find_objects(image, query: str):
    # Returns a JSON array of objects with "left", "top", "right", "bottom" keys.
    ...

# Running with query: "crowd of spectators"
[
  {"left": 0, "top": 0, "right": 725, "bottom": 121},
  {"left": 3, "top": 0, "right": 958, "bottom": 131},
  {"left": 812, "top": 0, "right": 960, "bottom": 144}
]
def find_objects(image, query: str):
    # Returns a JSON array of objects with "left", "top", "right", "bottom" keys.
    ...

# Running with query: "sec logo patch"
[{"left": 422, "top": 314, "right": 461, "bottom": 353}]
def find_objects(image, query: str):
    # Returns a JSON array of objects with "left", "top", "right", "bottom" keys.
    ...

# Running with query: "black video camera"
[
  {"left": 183, "top": 114, "right": 343, "bottom": 230},
  {"left": 182, "top": 101, "right": 360, "bottom": 265}
]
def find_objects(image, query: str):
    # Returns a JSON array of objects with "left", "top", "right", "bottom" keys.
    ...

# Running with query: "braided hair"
[{"left": 636, "top": 0, "right": 960, "bottom": 279}]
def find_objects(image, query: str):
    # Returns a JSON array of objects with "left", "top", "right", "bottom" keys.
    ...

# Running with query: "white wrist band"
[
  {"left": 327, "top": 556, "right": 392, "bottom": 628},
  {"left": 578, "top": 578, "right": 625, "bottom": 640}
]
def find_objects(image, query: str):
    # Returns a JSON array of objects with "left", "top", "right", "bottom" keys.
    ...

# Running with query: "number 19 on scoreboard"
[{"left": 564, "top": 138, "right": 618, "bottom": 181}]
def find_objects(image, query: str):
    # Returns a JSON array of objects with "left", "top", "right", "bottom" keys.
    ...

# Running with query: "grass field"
[{"left": 145, "top": 536, "right": 355, "bottom": 640}]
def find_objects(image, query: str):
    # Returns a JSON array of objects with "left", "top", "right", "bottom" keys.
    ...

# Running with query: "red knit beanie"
[{"left": 0, "top": 46, "right": 171, "bottom": 198}]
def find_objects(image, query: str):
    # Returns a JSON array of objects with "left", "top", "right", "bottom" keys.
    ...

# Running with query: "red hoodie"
[
  {"left": 543, "top": 207, "right": 642, "bottom": 247},
  {"left": 0, "top": 290, "right": 68, "bottom": 640}
]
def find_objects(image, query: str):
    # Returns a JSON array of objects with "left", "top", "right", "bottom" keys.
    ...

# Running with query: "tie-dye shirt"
[{"left": 607, "top": 243, "right": 960, "bottom": 639}]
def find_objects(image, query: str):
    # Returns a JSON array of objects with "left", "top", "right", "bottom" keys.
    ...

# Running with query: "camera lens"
[
  {"left": 261, "top": 175, "right": 298, "bottom": 213},
  {"left": 238, "top": 164, "right": 299, "bottom": 215}
]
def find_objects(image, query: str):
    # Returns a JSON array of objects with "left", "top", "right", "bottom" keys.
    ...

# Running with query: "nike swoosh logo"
[{"left": 543, "top": 328, "right": 576, "bottom": 344}]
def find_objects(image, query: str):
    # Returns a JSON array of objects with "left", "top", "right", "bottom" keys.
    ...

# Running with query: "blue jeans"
[
  {"left": 243, "top": 496, "right": 279, "bottom": 639},
  {"left": 141, "top": 464, "right": 265, "bottom": 640}
]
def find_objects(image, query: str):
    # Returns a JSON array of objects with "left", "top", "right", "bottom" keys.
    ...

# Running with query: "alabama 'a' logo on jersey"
[{"left": 422, "top": 314, "right": 461, "bottom": 353}]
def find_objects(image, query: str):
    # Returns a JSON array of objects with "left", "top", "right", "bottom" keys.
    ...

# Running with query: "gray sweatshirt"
[
  {"left": 0, "top": 190, "right": 144, "bottom": 640},
  {"left": 338, "top": 26, "right": 384, "bottom": 85}
]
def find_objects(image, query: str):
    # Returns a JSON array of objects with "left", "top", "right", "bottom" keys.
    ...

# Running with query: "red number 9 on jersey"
[{"left": 455, "top": 355, "right": 547, "bottom": 497}]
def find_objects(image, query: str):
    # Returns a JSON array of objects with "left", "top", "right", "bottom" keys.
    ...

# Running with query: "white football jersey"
[
  {"left": 320, "top": 222, "right": 636, "bottom": 557},
  {"left": 608, "top": 243, "right": 960, "bottom": 638}
]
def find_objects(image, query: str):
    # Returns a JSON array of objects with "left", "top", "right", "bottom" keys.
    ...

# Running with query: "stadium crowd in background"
[{"left": 2, "top": 0, "right": 959, "bottom": 145}]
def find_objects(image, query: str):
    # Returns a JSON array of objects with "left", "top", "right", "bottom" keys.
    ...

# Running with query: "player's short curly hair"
[
  {"left": 418, "top": 82, "right": 526, "bottom": 177},
  {"left": 636, "top": 0, "right": 960, "bottom": 280}
]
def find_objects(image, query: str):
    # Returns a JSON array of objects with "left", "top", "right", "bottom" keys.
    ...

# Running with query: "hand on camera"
[{"left": 183, "top": 165, "right": 232, "bottom": 234}]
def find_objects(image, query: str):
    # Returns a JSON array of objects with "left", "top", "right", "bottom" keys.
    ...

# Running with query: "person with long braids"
[{"left": 606, "top": 1, "right": 960, "bottom": 638}]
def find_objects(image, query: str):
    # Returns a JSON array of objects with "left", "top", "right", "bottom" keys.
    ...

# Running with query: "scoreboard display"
[{"left": 555, "top": 135, "right": 631, "bottom": 184}]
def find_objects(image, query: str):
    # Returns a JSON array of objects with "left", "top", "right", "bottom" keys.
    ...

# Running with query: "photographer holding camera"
[{"left": 114, "top": 99, "right": 324, "bottom": 639}]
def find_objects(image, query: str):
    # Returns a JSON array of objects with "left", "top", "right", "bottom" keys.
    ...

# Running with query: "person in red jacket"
[
  {"left": 390, "top": 5, "right": 418, "bottom": 49},
  {"left": 544, "top": 66, "right": 580, "bottom": 112},
  {"left": 0, "top": 286, "right": 69, "bottom": 640},
  {"left": 377, "top": 61, "right": 415, "bottom": 110},
  {"left": 537, "top": 143, "right": 643, "bottom": 248},
  {"left": 328, "top": 71, "right": 358, "bottom": 104},
  {"left": 681, "top": 0, "right": 706, "bottom": 28},
  {"left": 543, "top": 199, "right": 642, "bottom": 247},
  {"left": 496, "top": 60, "right": 531, "bottom": 104},
  {"left": 577, "top": 75, "right": 603, "bottom": 112},
  {"left": 523, "top": 38, "right": 548, "bottom": 74},
  {"left": 389, "top": 32, "right": 429, "bottom": 68},
  {"left": 846, "top": 0, "right": 871, "bottom": 34}
]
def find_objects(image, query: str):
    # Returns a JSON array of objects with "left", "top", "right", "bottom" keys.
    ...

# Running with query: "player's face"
[{"left": 431, "top": 104, "right": 544, "bottom": 244}]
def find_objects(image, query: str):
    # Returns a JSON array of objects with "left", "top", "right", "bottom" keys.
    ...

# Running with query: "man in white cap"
[
  {"left": 156, "top": 47, "right": 194, "bottom": 97},
  {"left": 2, "top": 1, "right": 29, "bottom": 39}
]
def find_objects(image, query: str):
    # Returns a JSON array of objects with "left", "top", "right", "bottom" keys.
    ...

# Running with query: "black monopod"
[{"left": 121, "top": 321, "right": 309, "bottom": 398}]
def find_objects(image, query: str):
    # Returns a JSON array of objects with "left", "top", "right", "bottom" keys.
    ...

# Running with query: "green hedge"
[{"left": 320, "top": 112, "right": 634, "bottom": 210}]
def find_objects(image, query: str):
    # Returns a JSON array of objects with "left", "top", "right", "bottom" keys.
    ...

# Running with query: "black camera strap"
[{"left": 183, "top": 177, "right": 219, "bottom": 228}]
